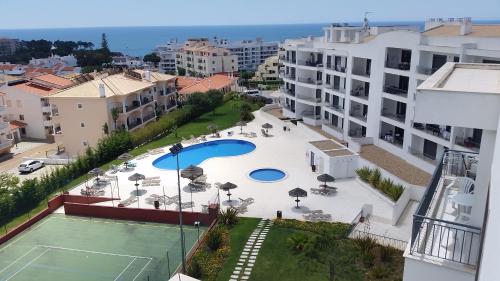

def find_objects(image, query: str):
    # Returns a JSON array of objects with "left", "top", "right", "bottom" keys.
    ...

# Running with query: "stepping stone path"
[{"left": 229, "top": 219, "right": 272, "bottom": 281}]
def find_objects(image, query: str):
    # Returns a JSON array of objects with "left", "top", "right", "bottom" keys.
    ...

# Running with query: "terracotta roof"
[
  {"left": 61, "top": 66, "right": 75, "bottom": 71},
  {"left": 176, "top": 76, "right": 202, "bottom": 89},
  {"left": 32, "top": 74, "right": 73, "bottom": 89},
  {"left": 179, "top": 74, "right": 236, "bottom": 95},
  {"left": 0, "top": 64, "right": 18, "bottom": 71},
  {"left": 13, "top": 82, "right": 56, "bottom": 97},
  {"left": 24, "top": 68, "right": 53, "bottom": 78},
  {"left": 9, "top": 120, "right": 27, "bottom": 130},
  {"left": 423, "top": 25, "right": 500, "bottom": 37}
]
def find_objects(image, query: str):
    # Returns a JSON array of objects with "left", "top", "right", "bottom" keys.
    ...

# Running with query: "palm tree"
[{"left": 111, "top": 108, "right": 120, "bottom": 131}]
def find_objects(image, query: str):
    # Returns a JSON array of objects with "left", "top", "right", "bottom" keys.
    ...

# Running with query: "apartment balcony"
[
  {"left": 280, "top": 86, "right": 295, "bottom": 97},
  {"left": 297, "top": 59, "right": 323, "bottom": 68},
  {"left": 0, "top": 121, "right": 8, "bottom": 131},
  {"left": 381, "top": 98, "right": 406, "bottom": 124},
  {"left": 282, "top": 73, "right": 296, "bottom": 80},
  {"left": 383, "top": 85, "right": 408, "bottom": 97},
  {"left": 385, "top": 47, "right": 412, "bottom": 71},
  {"left": 302, "top": 112, "right": 322, "bottom": 126},
  {"left": 325, "top": 103, "right": 344, "bottom": 114},
  {"left": 352, "top": 57, "right": 371, "bottom": 77},
  {"left": 413, "top": 123, "right": 451, "bottom": 141},
  {"left": 125, "top": 101, "right": 141, "bottom": 113},
  {"left": 349, "top": 111, "right": 367, "bottom": 122},
  {"left": 410, "top": 151, "right": 481, "bottom": 271},
  {"left": 142, "top": 114, "right": 156, "bottom": 124},
  {"left": 324, "top": 83, "right": 346, "bottom": 94},
  {"left": 416, "top": 65, "right": 439, "bottom": 76},
  {"left": 282, "top": 57, "right": 296, "bottom": 64},
  {"left": 41, "top": 105, "right": 51, "bottom": 112},
  {"left": 297, "top": 77, "right": 323, "bottom": 86},
  {"left": 323, "top": 123, "right": 343, "bottom": 133},
  {"left": 408, "top": 146, "right": 439, "bottom": 164},
  {"left": 385, "top": 61, "right": 411, "bottom": 71},
  {"left": 296, "top": 95, "right": 321, "bottom": 104},
  {"left": 455, "top": 136, "right": 480, "bottom": 152},
  {"left": 381, "top": 111, "right": 406, "bottom": 123},
  {"left": 380, "top": 121, "right": 404, "bottom": 148}
]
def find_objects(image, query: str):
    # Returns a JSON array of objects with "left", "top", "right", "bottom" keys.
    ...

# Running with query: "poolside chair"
[
  {"left": 110, "top": 164, "right": 119, "bottom": 174},
  {"left": 446, "top": 177, "right": 475, "bottom": 195},
  {"left": 227, "top": 131, "right": 234, "bottom": 137},
  {"left": 198, "top": 135, "right": 207, "bottom": 142},
  {"left": 261, "top": 129, "right": 268, "bottom": 137}
]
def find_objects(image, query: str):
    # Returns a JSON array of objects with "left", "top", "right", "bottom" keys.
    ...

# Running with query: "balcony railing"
[
  {"left": 283, "top": 73, "right": 296, "bottom": 80},
  {"left": 408, "top": 146, "right": 438, "bottom": 164},
  {"left": 385, "top": 60, "right": 411, "bottom": 71},
  {"left": 125, "top": 102, "right": 141, "bottom": 112},
  {"left": 297, "top": 77, "right": 323, "bottom": 86},
  {"left": 350, "top": 111, "right": 367, "bottom": 122},
  {"left": 327, "top": 103, "right": 344, "bottom": 113},
  {"left": 383, "top": 86, "right": 408, "bottom": 97},
  {"left": 381, "top": 111, "right": 406, "bottom": 123},
  {"left": 351, "top": 68, "right": 370, "bottom": 77},
  {"left": 417, "top": 65, "right": 439, "bottom": 76},
  {"left": 351, "top": 88, "right": 369, "bottom": 100},
  {"left": 325, "top": 83, "right": 346, "bottom": 93},
  {"left": 380, "top": 134, "right": 403, "bottom": 147},
  {"left": 297, "top": 60, "right": 323, "bottom": 68},
  {"left": 455, "top": 136, "right": 480, "bottom": 151},
  {"left": 326, "top": 64, "right": 346, "bottom": 73},
  {"left": 410, "top": 150, "right": 481, "bottom": 267},
  {"left": 413, "top": 123, "right": 451, "bottom": 141}
]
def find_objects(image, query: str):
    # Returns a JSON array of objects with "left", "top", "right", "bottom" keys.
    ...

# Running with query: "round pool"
[
  {"left": 153, "top": 139, "right": 256, "bottom": 170},
  {"left": 249, "top": 168, "right": 287, "bottom": 182}
]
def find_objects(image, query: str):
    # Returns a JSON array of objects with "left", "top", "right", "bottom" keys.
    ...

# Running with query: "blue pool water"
[
  {"left": 153, "top": 139, "right": 256, "bottom": 170},
  {"left": 249, "top": 168, "right": 286, "bottom": 182}
]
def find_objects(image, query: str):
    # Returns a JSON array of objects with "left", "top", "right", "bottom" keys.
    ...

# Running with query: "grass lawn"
[
  {"left": 215, "top": 217, "right": 261, "bottom": 281},
  {"left": 1, "top": 100, "right": 260, "bottom": 233},
  {"left": 249, "top": 220, "right": 404, "bottom": 281}
]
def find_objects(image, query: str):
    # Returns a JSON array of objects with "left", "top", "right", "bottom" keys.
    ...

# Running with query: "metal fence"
[
  {"left": 410, "top": 149, "right": 482, "bottom": 266},
  {"left": 350, "top": 230, "right": 408, "bottom": 251}
]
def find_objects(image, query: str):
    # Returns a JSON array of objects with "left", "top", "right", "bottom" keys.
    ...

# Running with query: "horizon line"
[{"left": 1, "top": 18, "right": 500, "bottom": 31}]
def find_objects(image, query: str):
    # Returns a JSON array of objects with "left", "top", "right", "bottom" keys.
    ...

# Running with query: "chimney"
[
  {"left": 144, "top": 70, "right": 151, "bottom": 81},
  {"left": 98, "top": 83, "right": 106, "bottom": 98},
  {"left": 459, "top": 17, "right": 473, "bottom": 35}
]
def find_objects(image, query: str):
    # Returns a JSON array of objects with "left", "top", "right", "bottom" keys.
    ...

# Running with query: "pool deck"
[{"left": 68, "top": 109, "right": 412, "bottom": 241}]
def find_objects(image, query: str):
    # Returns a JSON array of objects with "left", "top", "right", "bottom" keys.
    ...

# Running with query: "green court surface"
[{"left": 0, "top": 214, "right": 206, "bottom": 281}]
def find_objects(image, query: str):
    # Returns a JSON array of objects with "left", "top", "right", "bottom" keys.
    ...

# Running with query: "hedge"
[{"left": 356, "top": 167, "right": 404, "bottom": 201}]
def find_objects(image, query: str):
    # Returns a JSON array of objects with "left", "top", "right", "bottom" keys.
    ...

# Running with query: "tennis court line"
[
  {"left": 132, "top": 258, "right": 152, "bottom": 281},
  {"left": 113, "top": 257, "right": 137, "bottom": 281},
  {"left": 38, "top": 245, "right": 153, "bottom": 260},
  {"left": 0, "top": 246, "right": 40, "bottom": 275},
  {"left": 51, "top": 215, "right": 199, "bottom": 231},
  {"left": 4, "top": 248, "right": 50, "bottom": 281}
]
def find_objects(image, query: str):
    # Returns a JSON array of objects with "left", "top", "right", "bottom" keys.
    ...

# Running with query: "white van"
[{"left": 243, "top": 89, "right": 260, "bottom": 97}]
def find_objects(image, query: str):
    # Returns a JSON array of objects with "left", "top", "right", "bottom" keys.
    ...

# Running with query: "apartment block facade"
[
  {"left": 280, "top": 18, "right": 500, "bottom": 174},
  {"left": 49, "top": 70, "right": 177, "bottom": 156},
  {"left": 0, "top": 74, "right": 74, "bottom": 140},
  {"left": 254, "top": 56, "right": 280, "bottom": 81},
  {"left": 176, "top": 38, "right": 238, "bottom": 77},
  {"left": 215, "top": 38, "right": 279, "bottom": 71},
  {"left": 155, "top": 40, "right": 183, "bottom": 74},
  {"left": 0, "top": 94, "right": 12, "bottom": 155}
]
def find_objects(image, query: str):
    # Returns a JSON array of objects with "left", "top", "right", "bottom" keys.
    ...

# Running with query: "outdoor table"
[{"left": 450, "top": 193, "right": 474, "bottom": 216}]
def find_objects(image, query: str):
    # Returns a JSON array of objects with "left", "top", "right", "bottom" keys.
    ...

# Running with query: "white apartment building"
[
  {"left": 280, "top": 18, "right": 500, "bottom": 174},
  {"left": 402, "top": 63, "right": 500, "bottom": 281},
  {"left": 155, "top": 40, "right": 183, "bottom": 74},
  {"left": 112, "top": 55, "right": 145, "bottom": 68},
  {"left": 176, "top": 38, "right": 238, "bottom": 77},
  {"left": 214, "top": 38, "right": 279, "bottom": 71},
  {"left": 0, "top": 93, "right": 12, "bottom": 155},
  {"left": 254, "top": 56, "right": 280, "bottom": 81},
  {"left": 0, "top": 74, "right": 74, "bottom": 141},
  {"left": 29, "top": 54, "right": 78, "bottom": 68}
]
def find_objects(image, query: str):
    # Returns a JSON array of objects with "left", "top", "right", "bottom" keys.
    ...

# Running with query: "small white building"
[
  {"left": 306, "top": 139, "right": 359, "bottom": 179},
  {"left": 155, "top": 39, "right": 183, "bottom": 74},
  {"left": 112, "top": 55, "right": 144, "bottom": 68},
  {"left": 0, "top": 93, "right": 12, "bottom": 155},
  {"left": 254, "top": 56, "right": 280, "bottom": 82}
]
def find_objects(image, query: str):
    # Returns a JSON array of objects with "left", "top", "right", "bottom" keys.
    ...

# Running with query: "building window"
[
  {"left": 77, "top": 103, "right": 83, "bottom": 109},
  {"left": 80, "top": 122, "right": 85, "bottom": 128},
  {"left": 19, "top": 114, "right": 24, "bottom": 121}
]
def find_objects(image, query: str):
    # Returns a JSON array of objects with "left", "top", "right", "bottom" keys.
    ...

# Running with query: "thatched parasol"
[
  {"left": 289, "top": 188, "right": 307, "bottom": 208},
  {"left": 181, "top": 165, "right": 204, "bottom": 181},
  {"left": 236, "top": 121, "right": 247, "bottom": 134},
  {"left": 88, "top": 167, "right": 104, "bottom": 183},
  {"left": 207, "top": 124, "right": 218, "bottom": 136},
  {"left": 262, "top": 123, "right": 273, "bottom": 133},
  {"left": 317, "top": 174, "right": 335, "bottom": 188},
  {"left": 220, "top": 182, "right": 237, "bottom": 202},
  {"left": 128, "top": 173, "right": 145, "bottom": 207}
]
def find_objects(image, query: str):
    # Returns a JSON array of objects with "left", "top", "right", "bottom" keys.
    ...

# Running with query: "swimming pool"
[
  {"left": 249, "top": 168, "right": 287, "bottom": 182},
  {"left": 153, "top": 139, "right": 256, "bottom": 170}
]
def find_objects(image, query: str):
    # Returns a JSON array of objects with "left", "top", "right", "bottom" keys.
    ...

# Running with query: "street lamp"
[{"left": 170, "top": 142, "right": 186, "bottom": 273}]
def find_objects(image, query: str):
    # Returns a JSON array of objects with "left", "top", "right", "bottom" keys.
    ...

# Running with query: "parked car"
[
  {"left": 243, "top": 89, "right": 261, "bottom": 97},
  {"left": 18, "top": 160, "right": 44, "bottom": 173}
]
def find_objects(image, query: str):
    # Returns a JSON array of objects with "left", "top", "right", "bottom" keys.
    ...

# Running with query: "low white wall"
[
  {"left": 22, "top": 157, "right": 73, "bottom": 165},
  {"left": 403, "top": 255, "right": 475, "bottom": 281},
  {"left": 348, "top": 137, "right": 374, "bottom": 153}
]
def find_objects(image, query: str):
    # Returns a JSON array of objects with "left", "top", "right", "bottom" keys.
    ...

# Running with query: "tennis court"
[{"left": 0, "top": 214, "right": 206, "bottom": 281}]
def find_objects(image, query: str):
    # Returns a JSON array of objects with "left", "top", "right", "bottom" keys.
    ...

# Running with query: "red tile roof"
[
  {"left": 0, "top": 64, "right": 18, "bottom": 71},
  {"left": 9, "top": 120, "right": 27, "bottom": 130},
  {"left": 13, "top": 82, "right": 56, "bottom": 97},
  {"left": 179, "top": 74, "right": 236, "bottom": 95},
  {"left": 176, "top": 76, "right": 202, "bottom": 89},
  {"left": 32, "top": 74, "right": 73, "bottom": 89}
]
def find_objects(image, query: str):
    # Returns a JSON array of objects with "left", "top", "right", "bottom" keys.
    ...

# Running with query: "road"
[{"left": 0, "top": 142, "right": 58, "bottom": 173}]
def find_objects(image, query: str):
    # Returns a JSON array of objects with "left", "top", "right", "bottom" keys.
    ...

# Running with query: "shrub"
[
  {"left": 287, "top": 232, "right": 314, "bottom": 253},
  {"left": 219, "top": 208, "right": 239, "bottom": 226},
  {"left": 367, "top": 265, "right": 391, "bottom": 279},
  {"left": 369, "top": 168, "right": 382, "bottom": 188},
  {"left": 379, "top": 178, "right": 394, "bottom": 194},
  {"left": 206, "top": 227, "right": 224, "bottom": 252},
  {"left": 187, "top": 256, "right": 203, "bottom": 278},
  {"left": 355, "top": 236, "right": 377, "bottom": 255},
  {"left": 356, "top": 166, "right": 372, "bottom": 182}
]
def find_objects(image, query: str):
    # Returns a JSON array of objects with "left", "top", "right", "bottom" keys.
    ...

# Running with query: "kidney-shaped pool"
[{"left": 153, "top": 139, "right": 256, "bottom": 170}]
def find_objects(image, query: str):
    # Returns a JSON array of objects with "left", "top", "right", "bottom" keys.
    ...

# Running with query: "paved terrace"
[{"left": 68, "top": 109, "right": 407, "bottom": 240}]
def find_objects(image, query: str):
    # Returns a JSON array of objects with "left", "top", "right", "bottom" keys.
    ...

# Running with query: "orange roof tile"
[
  {"left": 13, "top": 82, "right": 56, "bottom": 97},
  {"left": 9, "top": 120, "right": 27, "bottom": 130},
  {"left": 0, "top": 64, "right": 18, "bottom": 71},
  {"left": 179, "top": 74, "right": 236, "bottom": 95},
  {"left": 176, "top": 76, "right": 202, "bottom": 89},
  {"left": 32, "top": 74, "right": 73, "bottom": 88}
]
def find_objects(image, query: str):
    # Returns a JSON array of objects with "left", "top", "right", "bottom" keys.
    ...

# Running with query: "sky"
[{"left": 1, "top": 0, "right": 499, "bottom": 29}]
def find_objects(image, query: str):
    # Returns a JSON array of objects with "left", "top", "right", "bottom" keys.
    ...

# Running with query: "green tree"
[
  {"left": 111, "top": 107, "right": 120, "bottom": 131},
  {"left": 0, "top": 173, "right": 20, "bottom": 190},
  {"left": 102, "top": 122, "right": 109, "bottom": 135},
  {"left": 143, "top": 53, "right": 161, "bottom": 67},
  {"left": 177, "top": 67, "right": 186, "bottom": 76},
  {"left": 101, "top": 33, "right": 109, "bottom": 51}
]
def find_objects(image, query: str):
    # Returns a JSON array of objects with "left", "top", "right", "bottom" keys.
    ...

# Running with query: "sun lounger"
[{"left": 227, "top": 131, "right": 234, "bottom": 137}]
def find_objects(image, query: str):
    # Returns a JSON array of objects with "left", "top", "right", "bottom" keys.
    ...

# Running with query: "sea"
[{"left": 0, "top": 20, "right": 499, "bottom": 57}]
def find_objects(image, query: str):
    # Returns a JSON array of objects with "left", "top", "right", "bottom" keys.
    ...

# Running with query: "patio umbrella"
[
  {"left": 128, "top": 173, "right": 145, "bottom": 207},
  {"left": 289, "top": 188, "right": 307, "bottom": 208},
  {"left": 317, "top": 174, "right": 335, "bottom": 188},
  {"left": 181, "top": 165, "right": 204, "bottom": 181},
  {"left": 118, "top": 153, "right": 133, "bottom": 169},
  {"left": 207, "top": 124, "right": 218, "bottom": 137},
  {"left": 236, "top": 121, "right": 247, "bottom": 134},
  {"left": 262, "top": 123, "right": 273, "bottom": 133},
  {"left": 88, "top": 167, "right": 104, "bottom": 184},
  {"left": 220, "top": 182, "right": 237, "bottom": 203}
]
